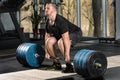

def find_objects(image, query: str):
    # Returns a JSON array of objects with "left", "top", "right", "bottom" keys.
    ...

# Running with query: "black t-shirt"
[{"left": 46, "top": 14, "right": 81, "bottom": 40}]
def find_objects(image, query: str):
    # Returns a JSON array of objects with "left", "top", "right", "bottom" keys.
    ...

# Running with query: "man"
[{"left": 45, "top": 2, "right": 82, "bottom": 73}]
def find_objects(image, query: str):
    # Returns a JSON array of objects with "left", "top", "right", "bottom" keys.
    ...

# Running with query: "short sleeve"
[{"left": 58, "top": 19, "right": 69, "bottom": 34}]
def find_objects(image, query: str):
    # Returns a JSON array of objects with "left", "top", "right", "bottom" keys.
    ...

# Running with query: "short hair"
[{"left": 45, "top": 2, "right": 57, "bottom": 10}]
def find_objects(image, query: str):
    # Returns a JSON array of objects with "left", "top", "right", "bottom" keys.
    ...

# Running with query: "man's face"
[{"left": 45, "top": 4, "right": 54, "bottom": 16}]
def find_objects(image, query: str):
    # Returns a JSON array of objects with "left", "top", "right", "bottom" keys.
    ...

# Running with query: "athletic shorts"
[{"left": 69, "top": 30, "right": 82, "bottom": 45}]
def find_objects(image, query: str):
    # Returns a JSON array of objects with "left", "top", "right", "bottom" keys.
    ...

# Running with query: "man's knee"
[
  {"left": 57, "top": 38, "right": 63, "bottom": 46},
  {"left": 46, "top": 37, "right": 57, "bottom": 45}
]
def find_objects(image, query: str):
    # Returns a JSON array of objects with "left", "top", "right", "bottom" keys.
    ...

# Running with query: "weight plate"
[
  {"left": 74, "top": 49, "right": 91, "bottom": 75},
  {"left": 73, "top": 49, "right": 107, "bottom": 79},
  {"left": 81, "top": 50, "right": 94, "bottom": 77},
  {"left": 86, "top": 52, "right": 107, "bottom": 78},
  {"left": 22, "top": 43, "right": 32, "bottom": 66},
  {"left": 74, "top": 50, "right": 85, "bottom": 75},
  {"left": 16, "top": 43, "right": 45, "bottom": 68},
  {"left": 26, "top": 43, "right": 39, "bottom": 67},
  {"left": 16, "top": 43, "right": 27, "bottom": 66}
]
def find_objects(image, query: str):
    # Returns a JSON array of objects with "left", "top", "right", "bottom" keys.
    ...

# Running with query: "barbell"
[{"left": 16, "top": 43, "right": 107, "bottom": 79}]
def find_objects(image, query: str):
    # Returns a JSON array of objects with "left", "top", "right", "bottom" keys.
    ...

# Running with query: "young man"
[{"left": 45, "top": 2, "right": 82, "bottom": 73}]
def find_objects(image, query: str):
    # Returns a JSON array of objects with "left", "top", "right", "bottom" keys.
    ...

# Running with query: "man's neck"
[{"left": 49, "top": 12, "right": 57, "bottom": 22}]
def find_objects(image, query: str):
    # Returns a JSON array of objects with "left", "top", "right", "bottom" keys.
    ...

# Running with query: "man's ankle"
[{"left": 66, "top": 63, "right": 72, "bottom": 66}]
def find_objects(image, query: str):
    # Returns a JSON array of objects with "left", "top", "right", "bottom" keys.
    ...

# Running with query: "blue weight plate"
[
  {"left": 74, "top": 49, "right": 89, "bottom": 75},
  {"left": 73, "top": 50, "right": 82, "bottom": 68},
  {"left": 16, "top": 43, "right": 32, "bottom": 66},
  {"left": 19, "top": 43, "right": 29, "bottom": 66},
  {"left": 16, "top": 43, "right": 45, "bottom": 68},
  {"left": 16, "top": 45, "right": 22, "bottom": 64},
  {"left": 74, "top": 50, "right": 85, "bottom": 75},
  {"left": 78, "top": 50, "right": 89, "bottom": 74},
  {"left": 79, "top": 50, "right": 91, "bottom": 76},
  {"left": 17, "top": 43, "right": 28, "bottom": 65},
  {"left": 77, "top": 50, "right": 90, "bottom": 75},
  {"left": 25, "top": 43, "right": 40, "bottom": 67},
  {"left": 16, "top": 43, "right": 22, "bottom": 57},
  {"left": 16, "top": 43, "right": 25, "bottom": 57},
  {"left": 22, "top": 43, "right": 33, "bottom": 66},
  {"left": 81, "top": 50, "right": 94, "bottom": 78},
  {"left": 23, "top": 43, "right": 33, "bottom": 59}
]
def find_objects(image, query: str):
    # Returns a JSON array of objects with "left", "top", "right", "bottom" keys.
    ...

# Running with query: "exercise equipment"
[
  {"left": 16, "top": 43, "right": 45, "bottom": 68},
  {"left": 73, "top": 49, "right": 107, "bottom": 79},
  {"left": 16, "top": 43, "right": 107, "bottom": 79}
]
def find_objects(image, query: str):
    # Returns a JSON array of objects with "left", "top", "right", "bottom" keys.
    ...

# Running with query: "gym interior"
[{"left": 0, "top": 0, "right": 120, "bottom": 80}]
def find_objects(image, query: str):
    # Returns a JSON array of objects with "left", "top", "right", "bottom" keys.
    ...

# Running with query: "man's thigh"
[{"left": 45, "top": 37, "right": 57, "bottom": 44}]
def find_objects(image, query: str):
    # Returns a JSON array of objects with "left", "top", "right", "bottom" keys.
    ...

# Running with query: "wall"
[{"left": 20, "top": 0, "right": 115, "bottom": 38}]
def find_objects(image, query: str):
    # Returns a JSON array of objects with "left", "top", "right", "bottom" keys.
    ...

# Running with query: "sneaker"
[
  {"left": 62, "top": 63, "right": 75, "bottom": 73},
  {"left": 48, "top": 62, "right": 62, "bottom": 71}
]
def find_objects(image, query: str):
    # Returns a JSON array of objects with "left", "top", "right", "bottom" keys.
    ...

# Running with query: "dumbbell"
[
  {"left": 16, "top": 43, "right": 45, "bottom": 68},
  {"left": 73, "top": 49, "right": 107, "bottom": 79}
]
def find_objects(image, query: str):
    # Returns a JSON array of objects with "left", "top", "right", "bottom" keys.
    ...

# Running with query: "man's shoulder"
[
  {"left": 56, "top": 14, "right": 68, "bottom": 23},
  {"left": 56, "top": 14, "right": 64, "bottom": 20},
  {"left": 56, "top": 14, "right": 63, "bottom": 18}
]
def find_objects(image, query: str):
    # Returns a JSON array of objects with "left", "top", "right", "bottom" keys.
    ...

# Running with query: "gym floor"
[{"left": 0, "top": 39, "right": 120, "bottom": 80}]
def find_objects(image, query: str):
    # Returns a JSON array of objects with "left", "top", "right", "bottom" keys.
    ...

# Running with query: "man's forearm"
[
  {"left": 62, "top": 32, "right": 71, "bottom": 63},
  {"left": 63, "top": 36, "right": 70, "bottom": 53}
]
